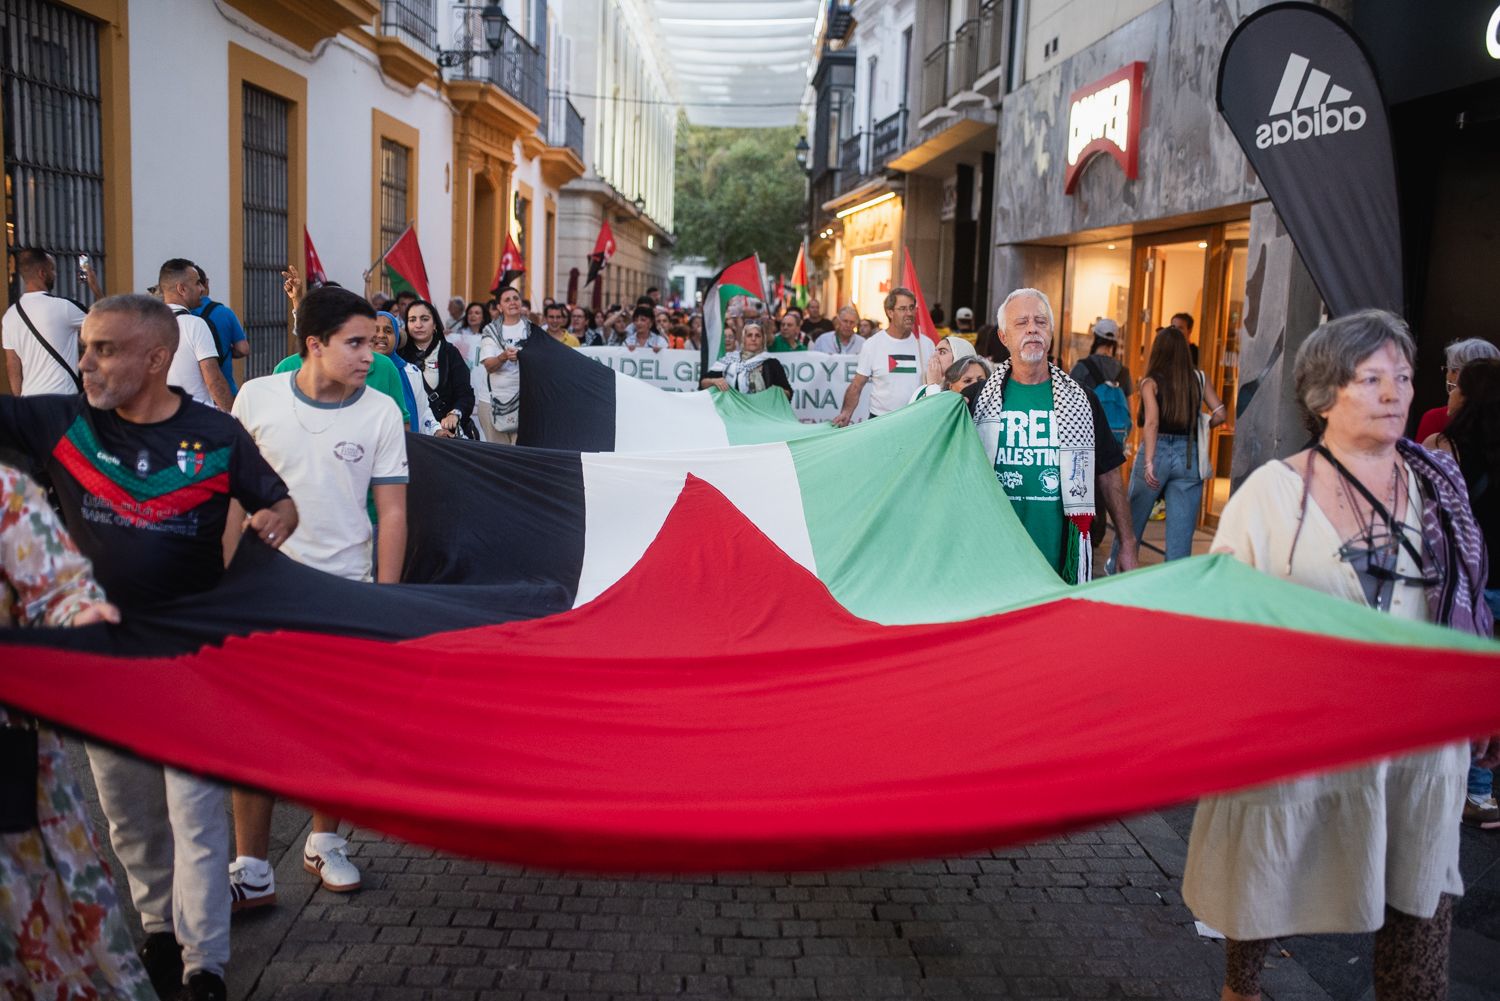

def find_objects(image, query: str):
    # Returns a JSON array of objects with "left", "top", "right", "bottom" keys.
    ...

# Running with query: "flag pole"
[{"left": 362, "top": 221, "right": 414, "bottom": 295}]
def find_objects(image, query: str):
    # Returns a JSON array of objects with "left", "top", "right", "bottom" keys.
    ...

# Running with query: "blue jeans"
[{"left": 1112, "top": 434, "right": 1203, "bottom": 564}]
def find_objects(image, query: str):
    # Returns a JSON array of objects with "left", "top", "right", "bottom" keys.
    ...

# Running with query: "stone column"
[{"left": 1230, "top": 200, "right": 1326, "bottom": 486}]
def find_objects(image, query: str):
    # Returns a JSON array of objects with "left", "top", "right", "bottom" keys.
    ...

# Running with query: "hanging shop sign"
[{"left": 1064, "top": 61, "right": 1146, "bottom": 194}]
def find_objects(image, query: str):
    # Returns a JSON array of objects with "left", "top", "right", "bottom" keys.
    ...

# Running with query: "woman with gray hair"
[
  {"left": 1183, "top": 309, "right": 1495, "bottom": 1001},
  {"left": 910, "top": 355, "right": 991, "bottom": 403},
  {"left": 1414, "top": 336, "right": 1500, "bottom": 442}
]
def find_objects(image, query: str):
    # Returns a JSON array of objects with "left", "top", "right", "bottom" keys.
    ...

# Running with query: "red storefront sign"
[{"left": 1064, "top": 61, "right": 1146, "bottom": 193}]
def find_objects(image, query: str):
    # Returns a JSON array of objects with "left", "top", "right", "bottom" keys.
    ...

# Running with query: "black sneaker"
[
  {"left": 137, "top": 932, "right": 183, "bottom": 1001},
  {"left": 177, "top": 971, "right": 227, "bottom": 1001}
]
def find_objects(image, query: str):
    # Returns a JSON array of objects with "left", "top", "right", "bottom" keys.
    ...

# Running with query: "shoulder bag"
[{"left": 13, "top": 299, "right": 83, "bottom": 392}]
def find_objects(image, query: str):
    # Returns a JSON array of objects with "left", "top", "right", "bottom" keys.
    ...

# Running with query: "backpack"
[{"left": 1085, "top": 356, "right": 1131, "bottom": 445}]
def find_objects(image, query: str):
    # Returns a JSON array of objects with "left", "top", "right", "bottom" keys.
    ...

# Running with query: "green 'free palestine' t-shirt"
[{"left": 994, "top": 379, "right": 1066, "bottom": 574}]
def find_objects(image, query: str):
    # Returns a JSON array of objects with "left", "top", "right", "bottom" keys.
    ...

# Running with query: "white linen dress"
[{"left": 1181, "top": 460, "right": 1466, "bottom": 940}]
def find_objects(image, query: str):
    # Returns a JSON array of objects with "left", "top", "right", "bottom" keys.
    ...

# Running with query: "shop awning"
[{"left": 646, "top": 0, "right": 819, "bottom": 127}]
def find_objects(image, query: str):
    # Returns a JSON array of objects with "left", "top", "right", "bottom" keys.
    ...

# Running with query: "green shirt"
[
  {"left": 273, "top": 351, "right": 412, "bottom": 429},
  {"left": 769, "top": 334, "right": 807, "bottom": 352},
  {"left": 994, "top": 379, "right": 1066, "bottom": 575}
]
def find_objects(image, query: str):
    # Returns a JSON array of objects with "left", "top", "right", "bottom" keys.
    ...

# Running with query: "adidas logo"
[{"left": 1255, "top": 52, "right": 1367, "bottom": 149}]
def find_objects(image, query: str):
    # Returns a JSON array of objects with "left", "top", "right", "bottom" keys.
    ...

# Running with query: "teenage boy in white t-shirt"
[
  {"left": 833, "top": 287, "right": 933, "bottom": 426},
  {"left": 226, "top": 285, "right": 408, "bottom": 909}
]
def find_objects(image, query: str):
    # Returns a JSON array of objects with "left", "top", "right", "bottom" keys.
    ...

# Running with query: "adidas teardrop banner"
[{"left": 1217, "top": 2, "right": 1403, "bottom": 316}]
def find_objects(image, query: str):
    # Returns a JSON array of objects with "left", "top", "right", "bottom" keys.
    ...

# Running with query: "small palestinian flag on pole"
[
  {"left": 304, "top": 227, "right": 328, "bottom": 287},
  {"left": 900, "top": 245, "right": 940, "bottom": 343},
  {"left": 790, "top": 244, "right": 809, "bottom": 310},
  {"left": 492, "top": 234, "right": 526, "bottom": 293},
  {"left": 586, "top": 221, "right": 616, "bottom": 286},
  {"left": 382, "top": 225, "right": 431, "bottom": 302},
  {"left": 702, "top": 254, "right": 767, "bottom": 366}
]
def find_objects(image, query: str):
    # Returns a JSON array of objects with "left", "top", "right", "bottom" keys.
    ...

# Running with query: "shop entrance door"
[{"left": 1124, "top": 221, "right": 1249, "bottom": 532}]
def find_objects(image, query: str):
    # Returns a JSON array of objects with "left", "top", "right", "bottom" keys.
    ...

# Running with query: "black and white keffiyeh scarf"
[
  {"left": 719, "top": 351, "right": 774, "bottom": 394},
  {"left": 973, "top": 362, "right": 1097, "bottom": 583}
]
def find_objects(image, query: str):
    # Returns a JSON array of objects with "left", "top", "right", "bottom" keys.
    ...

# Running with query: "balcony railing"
[
  {"left": 810, "top": 169, "right": 839, "bottom": 219},
  {"left": 870, "top": 108, "right": 906, "bottom": 168},
  {"left": 838, "top": 131, "right": 866, "bottom": 190},
  {"left": 921, "top": 42, "right": 948, "bottom": 116},
  {"left": 381, "top": 0, "right": 437, "bottom": 54},
  {"left": 950, "top": 17, "right": 980, "bottom": 96},
  {"left": 977, "top": 0, "right": 1004, "bottom": 77},
  {"left": 450, "top": 20, "right": 547, "bottom": 120},
  {"left": 548, "top": 93, "right": 584, "bottom": 161},
  {"left": 825, "top": 0, "right": 854, "bottom": 41}
]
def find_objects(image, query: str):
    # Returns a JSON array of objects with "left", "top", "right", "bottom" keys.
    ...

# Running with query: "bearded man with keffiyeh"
[{"left": 963, "top": 289, "right": 1138, "bottom": 583}]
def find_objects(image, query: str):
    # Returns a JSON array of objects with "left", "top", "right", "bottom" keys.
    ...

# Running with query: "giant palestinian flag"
[
  {"left": 517, "top": 324, "right": 828, "bottom": 451},
  {"left": 702, "top": 254, "right": 767, "bottom": 366},
  {"left": 3, "top": 396, "right": 1497, "bottom": 871}
]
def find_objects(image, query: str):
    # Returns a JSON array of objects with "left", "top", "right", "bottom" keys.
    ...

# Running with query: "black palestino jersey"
[{"left": 0, "top": 391, "right": 289, "bottom": 609}]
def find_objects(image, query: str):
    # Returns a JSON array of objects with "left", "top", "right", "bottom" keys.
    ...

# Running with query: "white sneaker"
[
  {"left": 303, "top": 834, "right": 361, "bottom": 892},
  {"left": 229, "top": 857, "right": 276, "bottom": 912}
]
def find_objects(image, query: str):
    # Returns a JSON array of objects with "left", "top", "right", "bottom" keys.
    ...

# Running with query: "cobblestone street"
[{"left": 236, "top": 819, "right": 1229, "bottom": 1001}]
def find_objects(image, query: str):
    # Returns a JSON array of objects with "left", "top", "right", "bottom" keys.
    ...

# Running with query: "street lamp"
[
  {"left": 632, "top": 193, "right": 647, "bottom": 215},
  {"left": 436, "top": 3, "right": 509, "bottom": 68},
  {"left": 794, "top": 135, "right": 810, "bottom": 172}
]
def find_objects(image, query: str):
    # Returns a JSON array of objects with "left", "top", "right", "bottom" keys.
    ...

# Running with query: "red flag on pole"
[
  {"left": 382, "top": 226, "right": 431, "bottom": 302},
  {"left": 304, "top": 227, "right": 328, "bottom": 287},
  {"left": 493, "top": 234, "right": 526, "bottom": 293},
  {"left": 586, "top": 221, "right": 616, "bottom": 286},
  {"left": 900, "top": 245, "right": 940, "bottom": 343}
]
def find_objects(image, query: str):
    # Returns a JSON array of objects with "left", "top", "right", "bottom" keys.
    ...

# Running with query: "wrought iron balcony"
[
  {"left": 870, "top": 108, "right": 906, "bottom": 169},
  {"left": 381, "top": 0, "right": 437, "bottom": 54},
  {"left": 810, "top": 169, "right": 840, "bottom": 219},
  {"left": 977, "top": 0, "right": 1005, "bottom": 77},
  {"left": 838, "top": 131, "right": 866, "bottom": 191},
  {"left": 950, "top": 17, "right": 980, "bottom": 96},
  {"left": 548, "top": 93, "right": 585, "bottom": 161},
  {"left": 825, "top": 0, "right": 854, "bottom": 42},
  {"left": 921, "top": 42, "right": 948, "bottom": 116},
  {"left": 448, "top": 19, "right": 547, "bottom": 120}
]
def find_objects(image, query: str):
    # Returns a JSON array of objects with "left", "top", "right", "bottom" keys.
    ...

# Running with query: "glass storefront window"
[{"left": 1063, "top": 240, "right": 1129, "bottom": 367}]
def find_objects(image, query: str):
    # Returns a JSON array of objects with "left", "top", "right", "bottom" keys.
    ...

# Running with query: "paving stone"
[{"left": 236, "top": 821, "right": 1322, "bottom": 1001}]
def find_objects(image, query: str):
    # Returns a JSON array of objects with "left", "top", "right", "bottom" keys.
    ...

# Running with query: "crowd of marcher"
[{"left": 1, "top": 246, "right": 1497, "bottom": 1001}]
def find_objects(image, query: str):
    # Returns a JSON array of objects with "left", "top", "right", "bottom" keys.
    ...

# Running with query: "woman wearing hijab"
[
  {"left": 373, "top": 310, "right": 440, "bottom": 436},
  {"left": 699, "top": 321, "right": 792, "bottom": 400},
  {"left": 398, "top": 298, "right": 475, "bottom": 438},
  {"left": 913, "top": 336, "right": 979, "bottom": 401}
]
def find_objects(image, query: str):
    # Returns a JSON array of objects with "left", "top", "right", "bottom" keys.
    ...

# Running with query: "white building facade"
[
  {"left": 0, "top": 0, "right": 599, "bottom": 386},
  {"left": 555, "top": 0, "right": 677, "bottom": 311}
]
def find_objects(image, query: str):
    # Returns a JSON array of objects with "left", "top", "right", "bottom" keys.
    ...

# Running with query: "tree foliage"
[{"left": 673, "top": 116, "right": 806, "bottom": 277}]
